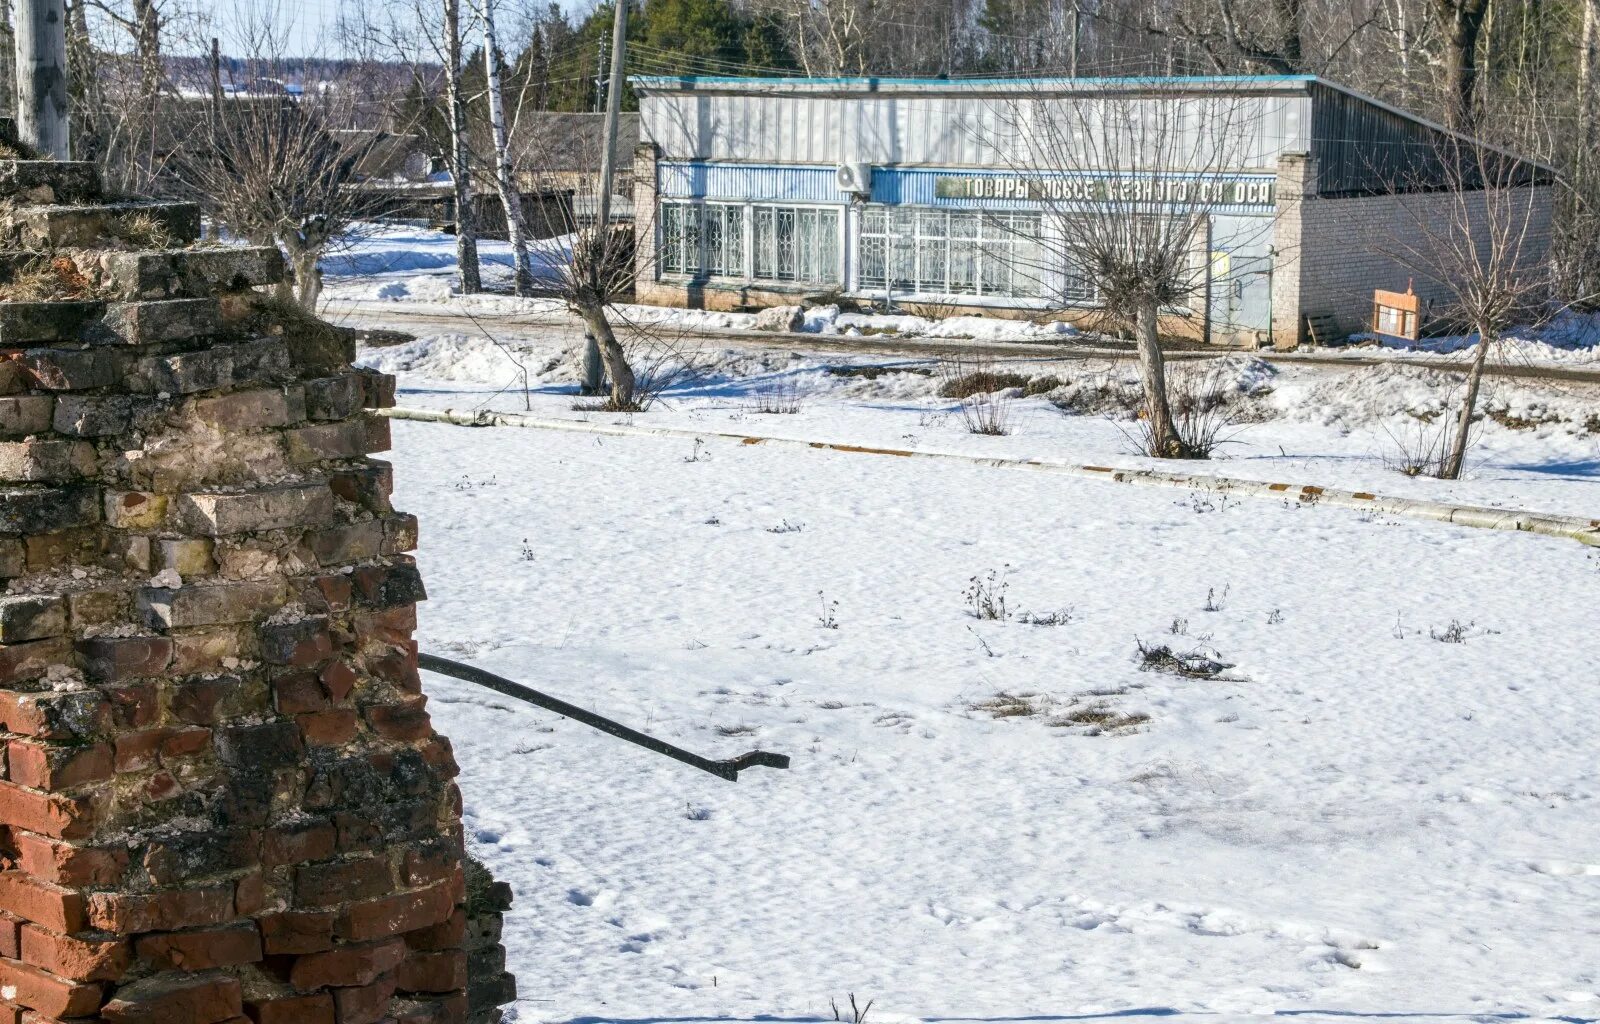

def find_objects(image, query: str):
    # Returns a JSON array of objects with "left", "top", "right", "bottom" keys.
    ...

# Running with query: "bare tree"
[
  {"left": 180, "top": 74, "right": 378, "bottom": 309},
  {"left": 443, "top": 0, "right": 482, "bottom": 294},
  {"left": 986, "top": 88, "right": 1276, "bottom": 458},
  {"left": 1375, "top": 135, "right": 1557, "bottom": 479},
  {"left": 477, "top": 0, "right": 535, "bottom": 294}
]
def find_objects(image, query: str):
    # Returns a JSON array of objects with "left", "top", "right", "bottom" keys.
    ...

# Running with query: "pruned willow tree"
[
  {"left": 180, "top": 72, "right": 377, "bottom": 310},
  {"left": 985, "top": 86, "right": 1276, "bottom": 458},
  {"left": 1376, "top": 132, "right": 1558, "bottom": 479}
]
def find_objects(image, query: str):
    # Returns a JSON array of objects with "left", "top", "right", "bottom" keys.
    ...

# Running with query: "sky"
[{"left": 200, "top": 0, "right": 590, "bottom": 60}]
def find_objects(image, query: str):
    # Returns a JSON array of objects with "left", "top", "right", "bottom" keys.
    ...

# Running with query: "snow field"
[{"left": 394, "top": 416, "right": 1600, "bottom": 1024}]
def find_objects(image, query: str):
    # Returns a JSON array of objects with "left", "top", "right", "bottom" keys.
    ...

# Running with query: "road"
[{"left": 321, "top": 298, "right": 1600, "bottom": 385}]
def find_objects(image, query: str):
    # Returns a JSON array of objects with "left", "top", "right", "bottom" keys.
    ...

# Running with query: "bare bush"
[{"left": 939, "top": 356, "right": 1018, "bottom": 436}]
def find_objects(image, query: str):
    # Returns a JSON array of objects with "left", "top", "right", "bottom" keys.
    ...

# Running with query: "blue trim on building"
[{"left": 658, "top": 162, "right": 842, "bottom": 203}]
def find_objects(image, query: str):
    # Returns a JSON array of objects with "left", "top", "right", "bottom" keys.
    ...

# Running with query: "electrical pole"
[
  {"left": 12, "top": 0, "right": 68, "bottom": 158},
  {"left": 595, "top": 0, "right": 628, "bottom": 234}
]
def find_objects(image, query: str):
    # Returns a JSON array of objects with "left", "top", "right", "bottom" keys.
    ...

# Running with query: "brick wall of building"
[{"left": 0, "top": 128, "right": 514, "bottom": 1024}]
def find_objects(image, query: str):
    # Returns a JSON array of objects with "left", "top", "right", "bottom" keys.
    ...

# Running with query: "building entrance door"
[{"left": 1210, "top": 250, "right": 1272, "bottom": 344}]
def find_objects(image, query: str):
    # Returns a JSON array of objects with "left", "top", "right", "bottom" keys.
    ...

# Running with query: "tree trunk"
[
  {"left": 1582, "top": 0, "right": 1598, "bottom": 158},
  {"left": 294, "top": 252, "right": 323, "bottom": 310},
  {"left": 443, "top": 0, "right": 481, "bottom": 295},
  {"left": 1441, "top": 325, "right": 1492, "bottom": 479},
  {"left": 1435, "top": 0, "right": 1489, "bottom": 129},
  {"left": 579, "top": 329, "right": 604, "bottom": 394},
  {"left": 481, "top": 0, "right": 534, "bottom": 296},
  {"left": 576, "top": 298, "right": 634, "bottom": 409},
  {"left": 1134, "top": 299, "right": 1183, "bottom": 458}
]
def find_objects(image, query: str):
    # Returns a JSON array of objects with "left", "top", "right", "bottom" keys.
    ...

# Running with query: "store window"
[
  {"left": 857, "top": 206, "right": 1095, "bottom": 304},
  {"left": 660, "top": 201, "right": 840, "bottom": 286}
]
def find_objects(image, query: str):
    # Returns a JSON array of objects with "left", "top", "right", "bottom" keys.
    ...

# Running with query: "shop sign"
[{"left": 933, "top": 175, "right": 1275, "bottom": 206}]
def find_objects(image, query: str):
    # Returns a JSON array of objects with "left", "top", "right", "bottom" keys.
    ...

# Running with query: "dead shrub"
[
  {"left": 938, "top": 368, "right": 1031, "bottom": 399},
  {"left": 107, "top": 212, "right": 176, "bottom": 250},
  {"left": 1136, "top": 639, "right": 1234, "bottom": 679},
  {"left": 751, "top": 378, "right": 805, "bottom": 414},
  {"left": 0, "top": 255, "right": 93, "bottom": 301},
  {"left": 1023, "top": 375, "right": 1063, "bottom": 396},
  {"left": 939, "top": 356, "right": 1019, "bottom": 436}
]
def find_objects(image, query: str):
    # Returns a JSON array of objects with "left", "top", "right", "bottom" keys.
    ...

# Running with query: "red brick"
[
  {"left": 273, "top": 671, "right": 328, "bottom": 714},
  {"left": 330, "top": 970, "right": 397, "bottom": 1024},
  {"left": 5, "top": 741, "right": 113, "bottom": 791},
  {"left": 296, "top": 855, "right": 393, "bottom": 907},
  {"left": 170, "top": 677, "right": 239, "bottom": 725},
  {"left": 244, "top": 991, "right": 335, "bottom": 1024},
  {"left": 86, "top": 883, "right": 234, "bottom": 933},
  {"left": 352, "top": 605, "right": 415, "bottom": 647},
  {"left": 135, "top": 923, "right": 262, "bottom": 971},
  {"left": 235, "top": 869, "right": 265, "bottom": 916},
  {"left": 298, "top": 709, "right": 358, "bottom": 746},
  {"left": 10, "top": 832, "right": 125, "bottom": 888},
  {"left": 319, "top": 660, "right": 358, "bottom": 702},
  {"left": 307, "top": 575, "right": 353, "bottom": 612},
  {"left": 113, "top": 729, "right": 165, "bottom": 772},
  {"left": 0, "top": 640, "right": 70, "bottom": 691},
  {"left": 367, "top": 643, "right": 419, "bottom": 690},
  {"left": 263, "top": 820, "right": 337, "bottom": 868},
  {"left": 142, "top": 771, "right": 182, "bottom": 802},
  {"left": 0, "top": 955, "right": 102, "bottom": 1017},
  {"left": 260, "top": 911, "right": 336, "bottom": 955},
  {"left": 402, "top": 910, "right": 464, "bottom": 953},
  {"left": 102, "top": 682, "right": 159, "bottom": 729},
  {"left": 288, "top": 937, "right": 404, "bottom": 989},
  {"left": 390, "top": 992, "right": 468, "bottom": 1024},
  {"left": 401, "top": 847, "right": 458, "bottom": 889},
  {"left": 260, "top": 620, "right": 333, "bottom": 668},
  {"left": 0, "top": 784, "right": 95, "bottom": 840},
  {"left": 336, "top": 881, "right": 457, "bottom": 942},
  {"left": 395, "top": 949, "right": 465, "bottom": 994},
  {"left": 362, "top": 698, "right": 431, "bottom": 742},
  {"left": 101, "top": 970, "right": 243, "bottom": 1024},
  {"left": 0, "top": 915, "right": 18, "bottom": 960},
  {"left": 415, "top": 737, "right": 459, "bottom": 779},
  {"left": 19, "top": 924, "right": 130, "bottom": 981},
  {"left": 159, "top": 726, "right": 211, "bottom": 760},
  {"left": 75, "top": 636, "right": 171, "bottom": 683}
]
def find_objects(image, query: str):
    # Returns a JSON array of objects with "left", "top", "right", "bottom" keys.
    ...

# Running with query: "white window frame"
[{"left": 657, "top": 199, "right": 844, "bottom": 289}]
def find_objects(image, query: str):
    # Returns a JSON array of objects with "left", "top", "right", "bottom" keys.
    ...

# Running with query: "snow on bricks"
[{"left": 0, "top": 157, "right": 513, "bottom": 1023}]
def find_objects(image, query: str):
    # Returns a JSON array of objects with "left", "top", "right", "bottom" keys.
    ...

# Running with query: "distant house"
[{"left": 512, "top": 112, "right": 638, "bottom": 227}]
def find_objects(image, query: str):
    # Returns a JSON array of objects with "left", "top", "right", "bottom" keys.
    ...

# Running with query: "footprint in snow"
[
  {"left": 566, "top": 888, "right": 595, "bottom": 907},
  {"left": 1529, "top": 860, "right": 1600, "bottom": 876}
]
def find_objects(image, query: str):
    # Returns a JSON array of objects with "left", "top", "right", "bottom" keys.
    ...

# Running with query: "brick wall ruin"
[{"left": 0, "top": 122, "right": 515, "bottom": 1023}]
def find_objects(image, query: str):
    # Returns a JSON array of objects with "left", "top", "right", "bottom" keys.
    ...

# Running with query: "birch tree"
[
  {"left": 479, "top": 0, "right": 535, "bottom": 295},
  {"left": 443, "top": 0, "right": 482, "bottom": 294}
]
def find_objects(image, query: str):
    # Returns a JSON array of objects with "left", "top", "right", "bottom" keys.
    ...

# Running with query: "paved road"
[{"left": 322, "top": 298, "right": 1600, "bottom": 386}]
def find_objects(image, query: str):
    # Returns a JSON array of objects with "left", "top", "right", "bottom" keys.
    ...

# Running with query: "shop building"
[{"left": 629, "top": 74, "right": 1551, "bottom": 347}]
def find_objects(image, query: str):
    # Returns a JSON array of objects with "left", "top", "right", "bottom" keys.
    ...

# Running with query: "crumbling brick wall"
[{"left": 0, "top": 126, "right": 514, "bottom": 1023}]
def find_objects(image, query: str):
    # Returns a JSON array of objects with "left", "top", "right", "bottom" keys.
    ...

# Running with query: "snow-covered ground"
[
  {"left": 324, "top": 223, "right": 1600, "bottom": 362},
  {"left": 332, "top": 226, "right": 1600, "bottom": 1021},
  {"left": 363, "top": 329, "right": 1600, "bottom": 1023},
  {"left": 397, "top": 409, "right": 1600, "bottom": 1024}
]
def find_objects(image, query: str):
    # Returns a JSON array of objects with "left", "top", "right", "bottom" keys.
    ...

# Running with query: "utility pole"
[
  {"left": 594, "top": 0, "right": 628, "bottom": 233},
  {"left": 12, "top": 0, "right": 69, "bottom": 158},
  {"left": 1069, "top": 1, "right": 1081, "bottom": 77},
  {"left": 209, "top": 37, "right": 223, "bottom": 110},
  {"left": 581, "top": 0, "right": 630, "bottom": 395}
]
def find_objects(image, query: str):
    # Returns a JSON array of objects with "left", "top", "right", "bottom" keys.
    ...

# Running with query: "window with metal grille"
[
  {"left": 856, "top": 205, "right": 1095, "bottom": 303},
  {"left": 661, "top": 201, "right": 839, "bottom": 286}
]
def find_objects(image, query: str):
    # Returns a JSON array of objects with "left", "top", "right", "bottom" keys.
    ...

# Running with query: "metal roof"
[{"left": 630, "top": 73, "right": 1320, "bottom": 96}]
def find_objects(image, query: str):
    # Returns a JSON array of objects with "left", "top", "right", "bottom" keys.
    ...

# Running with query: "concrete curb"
[{"left": 380, "top": 405, "right": 1600, "bottom": 548}]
